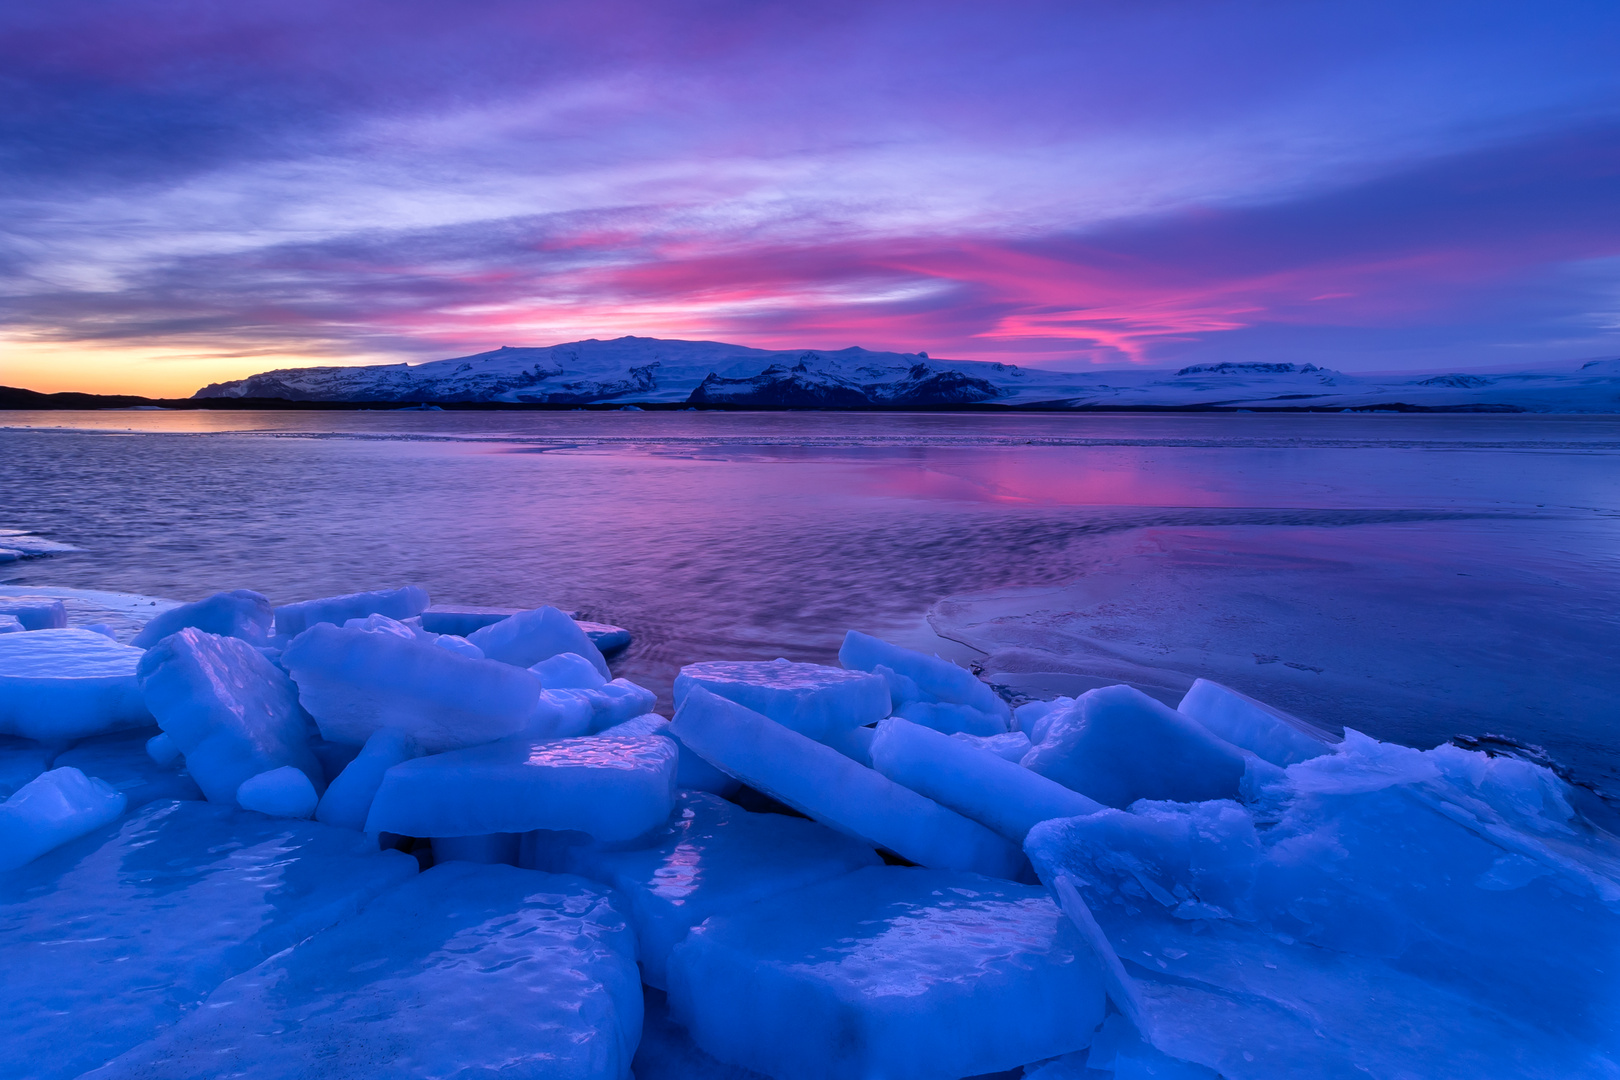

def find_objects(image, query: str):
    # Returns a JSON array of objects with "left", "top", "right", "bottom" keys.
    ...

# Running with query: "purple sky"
[{"left": 3, "top": 1, "right": 1619, "bottom": 392}]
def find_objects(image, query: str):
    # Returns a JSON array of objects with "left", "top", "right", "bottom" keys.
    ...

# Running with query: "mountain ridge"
[{"left": 186, "top": 336, "right": 1620, "bottom": 413}]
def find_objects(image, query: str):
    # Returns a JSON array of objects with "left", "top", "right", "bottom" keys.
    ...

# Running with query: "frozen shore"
[{"left": 1, "top": 583, "right": 1616, "bottom": 1079}]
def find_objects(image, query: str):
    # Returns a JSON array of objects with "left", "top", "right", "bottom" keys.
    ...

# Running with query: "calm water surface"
[{"left": 3, "top": 410, "right": 1617, "bottom": 786}]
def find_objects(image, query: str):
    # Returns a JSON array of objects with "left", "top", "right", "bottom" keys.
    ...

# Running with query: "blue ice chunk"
[
  {"left": 0, "top": 766, "right": 127, "bottom": 871},
  {"left": 340, "top": 611, "right": 418, "bottom": 638},
  {"left": 430, "top": 632, "right": 483, "bottom": 658},
  {"left": 469, "top": 605, "right": 611, "bottom": 677},
  {"left": 545, "top": 790, "right": 880, "bottom": 988},
  {"left": 366, "top": 730, "right": 678, "bottom": 842},
  {"left": 670, "top": 687, "right": 1024, "bottom": 877},
  {"left": 839, "top": 630, "right": 1011, "bottom": 729},
  {"left": 84, "top": 862, "right": 641, "bottom": 1080},
  {"left": 1015, "top": 696, "right": 1072, "bottom": 742},
  {"left": 52, "top": 728, "right": 202, "bottom": 808},
  {"left": 1021, "top": 684, "right": 1248, "bottom": 808},
  {"left": 0, "top": 597, "right": 67, "bottom": 631},
  {"left": 579, "top": 619, "right": 633, "bottom": 656},
  {"left": 666, "top": 866, "right": 1106, "bottom": 1080},
  {"left": 314, "top": 727, "right": 418, "bottom": 831},
  {"left": 527, "top": 687, "right": 596, "bottom": 738},
  {"left": 0, "top": 614, "right": 23, "bottom": 634},
  {"left": 145, "top": 731, "right": 180, "bottom": 764},
  {"left": 0, "top": 800, "right": 417, "bottom": 1080},
  {"left": 130, "top": 590, "right": 273, "bottom": 649},
  {"left": 674, "top": 658, "right": 890, "bottom": 741},
  {"left": 272, "top": 585, "right": 429, "bottom": 638},
  {"left": 138, "top": 628, "right": 324, "bottom": 805},
  {"left": 585, "top": 680, "right": 659, "bottom": 730},
  {"left": 281, "top": 621, "right": 539, "bottom": 751},
  {"left": 530, "top": 679, "right": 659, "bottom": 737},
  {"left": 236, "top": 766, "right": 318, "bottom": 819},
  {"left": 533, "top": 650, "right": 608, "bottom": 688},
  {"left": 871, "top": 717, "right": 1101, "bottom": 842},
  {"left": 0, "top": 629, "right": 153, "bottom": 742},
  {"left": 1024, "top": 730, "right": 1620, "bottom": 1078},
  {"left": 953, "top": 729, "right": 1031, "bottom": 761},
  {"left": 1177, "top": 678, "right": 1337, "bottom": 766}
]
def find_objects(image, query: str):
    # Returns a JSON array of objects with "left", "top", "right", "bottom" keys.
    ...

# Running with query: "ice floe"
[
  {"left": 1, "top": 583, "right": 1615, "bottom": 1079},
  {"left": 0, "top": 799, "right": 417, "bottom": 1079},
  {"left": 85, "top": 861, "right": 643, "bottom": 1080},
  {"left": 138, "top": 628, "right": 324, "bottom": 805},
  {"left": 666, "top": 866, "right": 1107, "bottom": 1080},
  {"left": 0, "top": 628, "right": 153, "bottom": 741}
]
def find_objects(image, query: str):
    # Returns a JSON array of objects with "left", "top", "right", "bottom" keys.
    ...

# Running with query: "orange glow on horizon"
[{"left": 0, "top": 338, "right": 404, "bottom": 399}]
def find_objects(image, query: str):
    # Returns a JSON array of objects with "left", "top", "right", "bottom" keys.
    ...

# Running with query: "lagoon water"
[{"left": 3, "top": 409, "right": 1617, "bottom": 793}]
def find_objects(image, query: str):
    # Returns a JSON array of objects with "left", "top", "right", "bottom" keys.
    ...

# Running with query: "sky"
[{"left": 2, "top": 1, "right": 1619, "bottom": 396}]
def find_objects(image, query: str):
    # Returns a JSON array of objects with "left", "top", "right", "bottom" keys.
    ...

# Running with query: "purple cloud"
[{"left": 3, "top": 0, "right": 1619, "bottom": 390}]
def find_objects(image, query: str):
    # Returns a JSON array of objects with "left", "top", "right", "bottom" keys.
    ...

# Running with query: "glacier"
[{"left": 0, "top": 584, "right": 1615, "bottom": 1079}]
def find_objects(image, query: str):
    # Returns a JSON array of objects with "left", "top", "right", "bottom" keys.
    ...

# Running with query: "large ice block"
[
  {"left": 670, "top": 687, "right": 1023, "bottom": 877},
  {"left": 0, "top": 799, "right": 417, "bottom": 1080},
  {"left": 272, "top": 585, "right": 429, "bottom": 638},
  {"left": 468, "top": 604, "right": 611, "bottom": 676},
  {"left": 1178, "top": 678, "right": 1336, "bottom": 766},
  {"left": 840, "top": 630, "right": 1011, "bottom": 733},
  {"left": 541, "top": 790, "right": 881, "bottom": 988},
  {"left": 666, "top": 866, "right": 1106, "bottom": 1080},
  {"left": 83, "top": 862, "right": 643, "bottom": 1080},
  {"left": 0, "top": 766, "right": 127, "bottom": 871},
  {"left": 137, "top": 628, "right": 324, "bottom": 805},
  {"left": 281, "top": 621, "right": 539, "bottom": 751},
  {"left": 366, "top": 730, "right": 678, "bottom": 842},
  {"left": 1023, "top": 730, "right": 1620, "bottom": 1079},
  {"left": 0, "top": 597, "right": 68, "bottom": 631},
  {"left": 51, "top": 728, "right": 202, "bottom": 807},
  {"left": 129, "top": 589, "right": 273, "bottom": 649},
  {"left": 579, "top": 619, "right": 633, "bottom": 656},
  {"left": 674, "top": 658, "right": 889, "bottom": 740},
  {"left": 1022, "top": 684, "right": 1249, "bottom": 808},
  {"left": 871, "top": 717, "right": 1101, "bottom": 842},
  {"left": 314, "top": 727, "right": 418, "bottom": 830},
  {"left": 0, "top": 629, "right": 152, "bottom": 741}
]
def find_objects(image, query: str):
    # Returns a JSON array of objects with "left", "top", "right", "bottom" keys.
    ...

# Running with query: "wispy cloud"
[{"left": 3, "top": 0, "right": 1619, "bottom": 392}]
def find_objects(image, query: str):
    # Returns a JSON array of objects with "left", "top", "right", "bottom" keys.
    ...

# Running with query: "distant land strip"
[{"left": 0, "top": 384, "right": 1535, "bottom": 414}]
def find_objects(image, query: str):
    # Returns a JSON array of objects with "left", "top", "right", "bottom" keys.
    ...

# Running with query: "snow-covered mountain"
[{"left": 193, "top": 338, "right": 1620, "bottom": 412}]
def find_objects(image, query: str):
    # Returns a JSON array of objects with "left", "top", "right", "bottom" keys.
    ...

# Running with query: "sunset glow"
[{"left": 4, "top": 1, "right": 1619, "bottom": 395}]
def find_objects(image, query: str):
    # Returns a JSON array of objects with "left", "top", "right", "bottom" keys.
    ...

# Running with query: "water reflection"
[{"left": 2, "top": 411, "right": 1615, "bottom": 771}]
